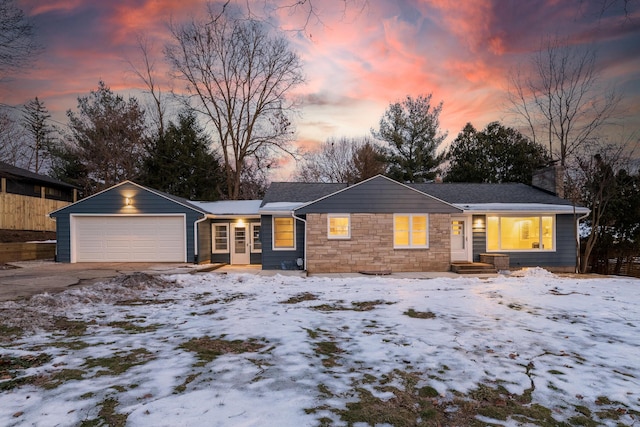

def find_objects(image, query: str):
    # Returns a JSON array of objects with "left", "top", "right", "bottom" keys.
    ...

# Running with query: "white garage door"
[{"left": 72, "top": 216, "right": 186, "bottom": 262}]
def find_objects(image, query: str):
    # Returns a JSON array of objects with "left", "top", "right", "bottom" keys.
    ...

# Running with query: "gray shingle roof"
[
  {"left": 263, "top": 180, "right": 578, "bottom": 207},
  {"left": 0, "top": 161, "right": 77, "bottom": 189},
  {"left": 409, "top": 183, "right": 576, "bottom": 206},
  {"left": 261, "top": 182, "right": 347, "bottom": 206}
]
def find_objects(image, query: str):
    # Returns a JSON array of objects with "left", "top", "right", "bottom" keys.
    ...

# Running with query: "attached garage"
[
  {"left": 71, "top": 215, "right": 187, "bottom": 262},
  {"left": 50, "top": 181, "right": 208, "bottom": 263}
]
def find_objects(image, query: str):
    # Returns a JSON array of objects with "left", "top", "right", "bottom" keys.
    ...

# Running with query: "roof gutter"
[{"left": 291, "top": 211, "right": 307, "bottom": 272}]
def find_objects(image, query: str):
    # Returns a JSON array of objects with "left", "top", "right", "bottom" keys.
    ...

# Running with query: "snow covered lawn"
[{"left": 1, "top": 269, "right": 639, "bottom": 426}]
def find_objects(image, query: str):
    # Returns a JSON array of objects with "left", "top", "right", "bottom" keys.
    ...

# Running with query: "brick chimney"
[{"left": 532, "top": 164, "right": 565, "bottom": 198}]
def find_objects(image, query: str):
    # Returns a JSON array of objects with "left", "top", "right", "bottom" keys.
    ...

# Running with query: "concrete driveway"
[
  {"left": 0, "top": 262, "right": 473, "bottom": 302},
  {"left": 0, "top": 261, "right": 214, "bottom": 301}
]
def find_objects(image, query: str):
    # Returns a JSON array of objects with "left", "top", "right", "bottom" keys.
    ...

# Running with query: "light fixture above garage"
[{"left": 125, "top": 197, "right": 132, "bottom": 206}]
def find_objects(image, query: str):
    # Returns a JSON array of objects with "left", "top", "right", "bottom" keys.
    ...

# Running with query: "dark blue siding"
[
  {"left": 471, "top": 214, "right": 577, "bottom": 269},
  {"left": 296, "top": 176, "right": 461, "bottom": 214},
  {"left": 260, "top": 215, "right": 305, "bottom": 270},
  {"left": 54, "top": 215, "right": 71, "bottom": 262},
  {"left": 50, "top": 182, "right": 205, "bottom": 263},
  {"left": 472, "top": 215, "right": 485, "bottom": 262}
]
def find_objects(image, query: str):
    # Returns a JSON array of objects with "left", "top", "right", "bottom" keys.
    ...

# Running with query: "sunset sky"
[{"left": 2, "top": 0, "right": 639, "bottom": 179}]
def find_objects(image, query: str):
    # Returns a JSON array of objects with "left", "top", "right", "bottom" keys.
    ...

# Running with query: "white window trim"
[
  {"left": 212, "top": 223, "right": 230, "bottom": 254},
  {"left": 251, "top": 222, "right": 262, "bottom": 253},
  {"left": 272, "top": 216, "right": 296, "bottom": 251},
  {"left": 486, "top": 214, "right": 557, "bottom": 252},
  {"left": 327, "top": 213, "right": 351, "bottom": 239},
  {"left": 393, "top": 213, "right": 429, "bottom": 249}
]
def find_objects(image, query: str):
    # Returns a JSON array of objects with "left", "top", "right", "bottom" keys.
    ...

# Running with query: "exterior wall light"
[
  {"left": 472, "top": 217, "right": 485, "bottom": 232},
  {"left": 125, "top": 197, "right": 132, "bottom": 206}
]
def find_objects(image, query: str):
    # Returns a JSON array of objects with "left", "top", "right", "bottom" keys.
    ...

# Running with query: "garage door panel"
[{"left": 73, "top": 216, "right": 186, "bottom": 262}]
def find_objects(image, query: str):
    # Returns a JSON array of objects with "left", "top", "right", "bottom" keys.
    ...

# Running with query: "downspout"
[
  {"left": 193, "top": 215, "right": 209, "bottom": 264},
  {"left": 291, "top": 211, "right": 307, "bottom": 272}
]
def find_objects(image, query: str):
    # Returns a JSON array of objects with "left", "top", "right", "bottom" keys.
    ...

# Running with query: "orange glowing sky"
[{"left": 3, "top": 0, "right": 639, "bottom": 179}]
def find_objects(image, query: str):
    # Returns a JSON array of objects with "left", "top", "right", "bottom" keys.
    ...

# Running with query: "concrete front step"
[{"left": 450, "top": 262, "right": 497, "bottom": 274}]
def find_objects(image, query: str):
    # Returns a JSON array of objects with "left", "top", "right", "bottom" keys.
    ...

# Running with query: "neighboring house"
[
  {"left": 50, "top": 173, "right": 589, "bottom": 273},
  {"left": 1, "top": 161, "right": 77, "bottom": 232}
]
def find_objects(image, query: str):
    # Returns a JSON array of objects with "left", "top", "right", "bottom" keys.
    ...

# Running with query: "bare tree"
[
  {"left": 127, "top": 34, "right": 167, "bottom": 139},
  {"left": 165, "top": 4, "right": 304, "bottom": 199},
  {"left": 567, "top": 137, "right": 636, "bottom": 273},
  {"left": 295, "top": 136, "right": 385, "bottom": 183},
  {"left": 508, "top": 37, "right": 621, "bottom": 166},
  {"left": 0, "top": 107, "right": 28, "bottom": 166},
  {"left": 0, "top": 0, "right": 40, "bottom": 78}
]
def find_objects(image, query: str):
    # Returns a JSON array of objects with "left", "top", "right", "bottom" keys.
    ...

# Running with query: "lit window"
[
  {"left": 273, "top": 217, "right": 295, "bottom": 250},
  {"left": 212, "top": 224, "right": 229, "bottom": 253},
  {"left": 251, "top": 224, "right": 262, "bottom": 253},
  {"left": 394, "top": 214, "right": 429, "bottom": 248},
  {"left": 328, "top": 214, "right": 350, "bottom": 239},
  {"left": 487, "top": 215, "right": 554, "bottom": 251}
]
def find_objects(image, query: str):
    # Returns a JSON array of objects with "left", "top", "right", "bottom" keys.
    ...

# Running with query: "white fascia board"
[
  {"left": 259, "top": 202, "right": 305, "bottom": 214},
  {"left": 456, "top": 203, "right": 590, "bottom": 215}
]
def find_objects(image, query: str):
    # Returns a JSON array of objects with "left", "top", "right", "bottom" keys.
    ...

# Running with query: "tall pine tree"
[{"left": 141, "top": 111, "right": 223, "bottom": 200}]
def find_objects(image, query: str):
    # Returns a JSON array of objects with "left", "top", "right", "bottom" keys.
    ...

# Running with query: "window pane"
[
  {"left": 274, "top": 217, "right": 294, "bottom": 248},
  {"left": 500, "top": 217, "right": 540, "bottom": 250},
  {"left": 329, "top": 216, "right": 350, "bottom": 238},
  {"left": 542, "top": 216, "right": 553, "bottom": 250},
  {"left": 394, "top": 216, "right": 409, "bottom": 246},
  {"left": 488, "top": 215, "right": 554, "bottom": 251},
  {"left": 214, "top": 225, "right": 228, "bottom": 251},
  {"left": 252, "top": 225, "right": 262, "bottom": 251},
  {"left": 487, "top": 216, "right": 499, "bottom": 250},
  {"left": 411, "top": 215, "right": 427, "bottom": 246}
]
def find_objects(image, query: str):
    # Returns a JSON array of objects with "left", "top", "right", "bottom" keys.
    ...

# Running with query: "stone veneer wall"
[{"left": 305, "top": 213, "right": 451, "bottom": 274}]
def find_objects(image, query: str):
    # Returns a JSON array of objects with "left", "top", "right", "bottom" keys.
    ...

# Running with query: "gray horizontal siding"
[
  {"left": 296, "top": 176, "right": 461, "bottom": 214},
  {"left": 472, "top": 214, "right": 577, "bottom": 269},
  {"left": 261, "top": 215, "right": 305, "bottom": 270},
  {"left": 197, "top": 221, "right": 211, "bottom": 264}
]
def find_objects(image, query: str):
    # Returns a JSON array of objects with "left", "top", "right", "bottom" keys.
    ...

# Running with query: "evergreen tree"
[
  {"left": 141, "top": 111, "right": 223, "bottom": 200},
  {"left": 373, "top": 94, "right": 446, "bottom": 183},
  {"left": 445, "top": 122, "right": 550, "bottom": 184},
  {"left": 66, "top": 81, "right": 148, "bottom": 195},
  {"left": 22, "top": 97, "right": 56, "bottom": 173}
]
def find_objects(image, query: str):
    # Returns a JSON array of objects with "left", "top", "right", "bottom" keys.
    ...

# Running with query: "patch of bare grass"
[
  {"left": 106, "top": 321, "right": 161, "bottom": 334},
  {"left": 83, "top": 348, "right": 154, "bottom": 377},
  {"left": 311, "top": 300, "right": 393, "bottom": 312},
  {"left": 79, "top": 397, "right": 127, "bottom": 427},
  {"left": 315, "top": 341, "right": 343, "bottom": 368},
  {"left": 308, "top": 370, "right": 592, "bottom": 427},
  {"left": 281, "top": 292, "right": 318, "bottom": 304},
  {"left": 404, "top": 308, "right": 436, "bottom": 319},
  {"left": 0, "top": 353, "right": 52, "bottom": 391},
  {"left": 179, "top": 336, "right": 267, "bottom": 366}
]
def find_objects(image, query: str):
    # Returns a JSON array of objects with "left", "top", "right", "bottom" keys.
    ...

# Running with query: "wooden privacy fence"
[
  {"left": 0, "top": 242, "right": 56, "bottom": 263},
  {"left": 0, "top": 193, "right": 68, "bottom": 231}
]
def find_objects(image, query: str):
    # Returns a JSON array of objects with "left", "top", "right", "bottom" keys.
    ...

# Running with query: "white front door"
[
  {"left": 450, "top": 216, "right": 471, "bottom": 262},
  {"left": 231, "top": 224, "right": 250, "bottom": 264}
]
